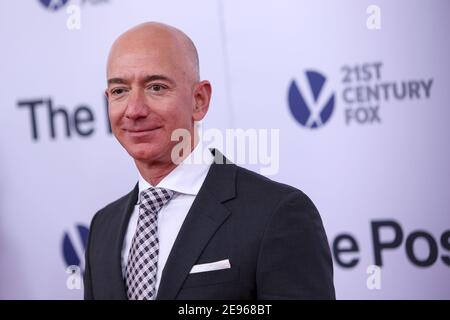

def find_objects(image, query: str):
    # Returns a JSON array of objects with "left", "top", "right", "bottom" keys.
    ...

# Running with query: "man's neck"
[
  {"left": 136, "top": 160, "right": 178, "bottom": 186},
  {"left": 135, "top": 138, "right": 198, "bottom": 186}
]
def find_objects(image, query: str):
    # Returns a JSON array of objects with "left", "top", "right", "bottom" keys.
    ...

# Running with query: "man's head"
[{"left": 106, "top": 22, "right": 211, "bottom": 165}]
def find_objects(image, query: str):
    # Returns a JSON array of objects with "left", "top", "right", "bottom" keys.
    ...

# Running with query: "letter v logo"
[{"left": 288, "top": 70, "right": 335, "bottom": 129}]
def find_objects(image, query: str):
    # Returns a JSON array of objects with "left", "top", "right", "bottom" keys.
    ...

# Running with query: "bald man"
[{"left": 84, "top": 22, "right": 335, "bottom": 300}]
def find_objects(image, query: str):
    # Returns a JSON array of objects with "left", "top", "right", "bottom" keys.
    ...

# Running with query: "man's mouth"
[{"left": 123, "top": 127, "right": 162, "bottom": 137}]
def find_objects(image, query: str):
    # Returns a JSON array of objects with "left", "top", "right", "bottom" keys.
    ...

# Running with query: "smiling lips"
[{"left": 123, "top": 127, "right": 162, "bottom": 137}]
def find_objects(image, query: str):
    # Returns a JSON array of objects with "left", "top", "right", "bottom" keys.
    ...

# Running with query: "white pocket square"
[{"left": 189, "top": 259, "right": 231, "bottom": 274}]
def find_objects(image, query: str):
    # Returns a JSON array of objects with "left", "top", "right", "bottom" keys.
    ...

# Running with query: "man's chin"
[
  {"left": 125, "top": 144, "right": 167, "bottom": 163},
  {"left": 129, "top": 150, "right": 159, "bottom": 162}
]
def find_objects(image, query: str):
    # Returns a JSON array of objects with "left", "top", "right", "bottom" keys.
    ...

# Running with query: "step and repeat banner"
[{"left": 0, "top": 0, "right": 448, "bottom": 299}]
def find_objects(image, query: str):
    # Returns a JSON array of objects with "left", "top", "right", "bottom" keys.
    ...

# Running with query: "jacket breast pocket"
[{"left": 182, "top": 267, "right": 240, "bottom": 288}]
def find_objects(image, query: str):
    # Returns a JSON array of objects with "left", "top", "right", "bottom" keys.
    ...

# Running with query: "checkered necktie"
[{"left": 125, "top": 187, "right": 174, "bottom": 300}]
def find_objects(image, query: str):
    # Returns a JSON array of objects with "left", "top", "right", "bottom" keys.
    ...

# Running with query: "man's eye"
[
  {"left": 111, "top": 88, "right": 126, "bottom": 96},
  {"left": 149, "top": 84, "right": 166, "bottom": 92}
]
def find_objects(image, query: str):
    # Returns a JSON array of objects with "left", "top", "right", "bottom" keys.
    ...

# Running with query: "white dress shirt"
[{"left": 121, "top": 143, "right": 213, "bottom": 296}]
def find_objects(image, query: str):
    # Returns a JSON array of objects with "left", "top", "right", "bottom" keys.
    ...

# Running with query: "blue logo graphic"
[
  {"left": 288, "top": 70, "right": 335, "bottom": 129},
  {"left": 62, "top": 224, "right": 89, "bottom": 272},
  {"left": 38, "top": 0, "right": 70, "bottom": 11}
]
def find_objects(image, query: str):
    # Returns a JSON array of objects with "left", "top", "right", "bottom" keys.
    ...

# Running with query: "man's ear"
[{"left": 192, "top": 80, "right": 212, "bottom": 121}]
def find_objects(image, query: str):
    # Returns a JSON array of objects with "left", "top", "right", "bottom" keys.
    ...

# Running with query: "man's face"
[{"left": 106, "top": 38, "right": 198, "bottom": 164}]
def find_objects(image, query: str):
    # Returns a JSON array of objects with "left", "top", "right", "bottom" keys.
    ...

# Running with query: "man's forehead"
[
  {"left": 108, "top": 46, "right": 175, "bottom": 67},
  {"left": 107, "top": 49, "right": 178, "bottom": 77}
]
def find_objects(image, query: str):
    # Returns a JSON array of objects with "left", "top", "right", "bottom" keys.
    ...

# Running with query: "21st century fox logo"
[{"left": 288, "top": 62, "right": 433, "bottom": 128}]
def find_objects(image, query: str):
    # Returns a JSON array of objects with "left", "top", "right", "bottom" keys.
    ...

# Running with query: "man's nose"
[{"left": 125, "top": 88, "right": 149, "bottom": 120}]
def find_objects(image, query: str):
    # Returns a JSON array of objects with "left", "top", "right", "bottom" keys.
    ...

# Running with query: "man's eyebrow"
[
  {"left": 107, "top": 75, "right": 175, "bottom": 86},
  {"left": 107, "top": 77, "right": 127, "bottom": 86},
  {"left": 142, "top": 74, "right": 175, "bottom": 86}
]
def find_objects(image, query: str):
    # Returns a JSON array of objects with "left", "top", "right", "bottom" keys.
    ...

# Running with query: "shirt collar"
[{"left": 137, "top": 142, "right": 213, "bottom": 202}]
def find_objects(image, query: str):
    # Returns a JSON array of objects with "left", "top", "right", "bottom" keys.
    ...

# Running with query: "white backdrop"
[{"left": 0, "top": 0, "right": 449, "bottom": 299}]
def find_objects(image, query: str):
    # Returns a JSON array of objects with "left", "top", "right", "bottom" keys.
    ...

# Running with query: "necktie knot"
[{"left": 139, "top": 187, "right": 174, "bottom": 214}]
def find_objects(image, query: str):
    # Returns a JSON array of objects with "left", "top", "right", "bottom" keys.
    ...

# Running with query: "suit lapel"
[
  {"left": 106, "top": 183, "right": 138, "bottom": 299},
  {"left": 156, "top": 150, "right": 237, "bottom": 299}
]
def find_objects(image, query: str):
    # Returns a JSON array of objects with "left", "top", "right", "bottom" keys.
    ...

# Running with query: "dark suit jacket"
[{"left": 84, "top": 151, "right": 335, "bottom": 299}]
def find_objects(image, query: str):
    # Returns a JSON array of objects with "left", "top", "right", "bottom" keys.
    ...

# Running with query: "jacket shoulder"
[
  {"left": 234, "top": 165, "right": 304, "bottom": 198},
  {"left": 230, "top": 164, "right": 319, "bottom": 219}
]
